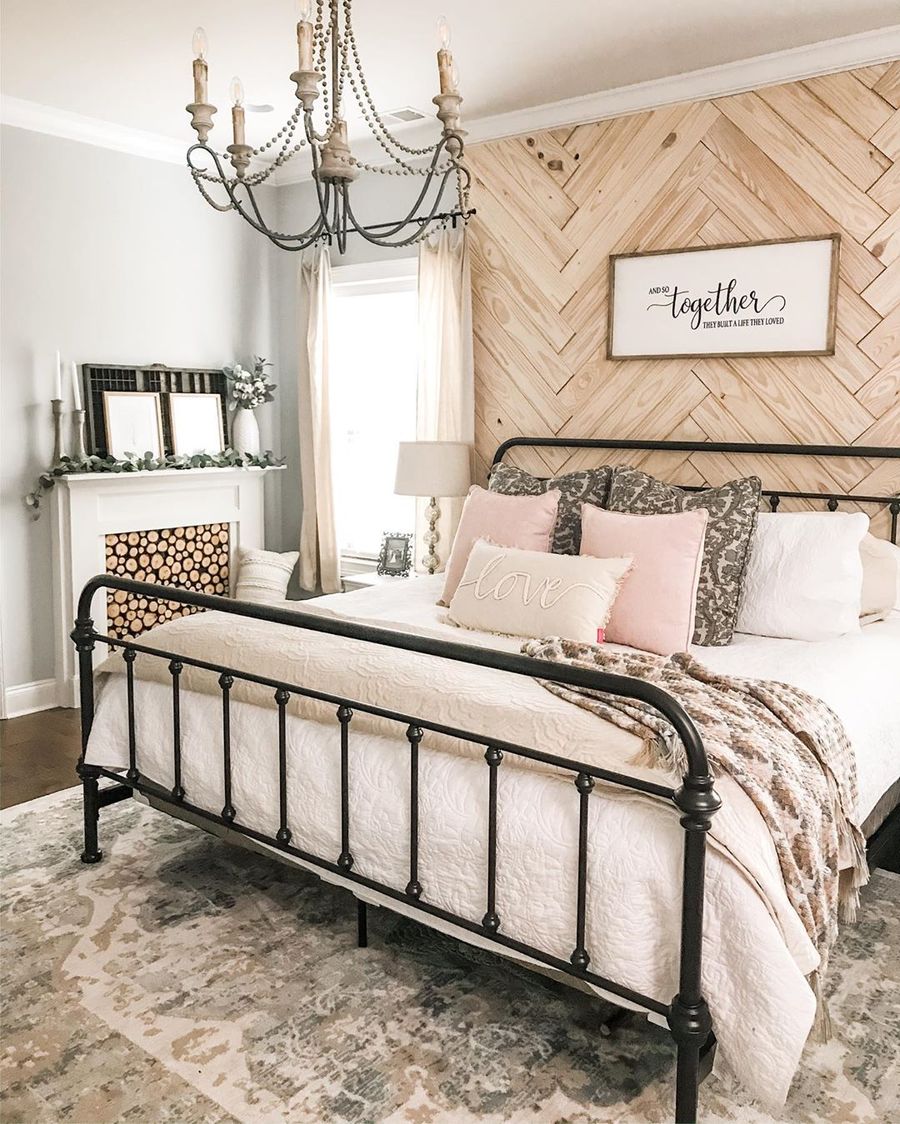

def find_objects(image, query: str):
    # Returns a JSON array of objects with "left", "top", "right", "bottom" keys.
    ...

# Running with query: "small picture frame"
[
  {"left": 168, "top": 392, "right": 225, "bottom": 455},
  {"left": 102, "top": 391, "right": 164, "bottom": 459},
  {"left": 377, "top": 532, "right": 413, "bottom": 577}
]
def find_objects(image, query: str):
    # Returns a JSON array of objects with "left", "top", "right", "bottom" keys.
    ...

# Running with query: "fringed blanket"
[{"left": 522, "top": 637, "right": 868, "bottom": 1011}]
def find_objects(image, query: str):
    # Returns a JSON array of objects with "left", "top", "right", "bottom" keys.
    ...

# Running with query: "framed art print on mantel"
[
  {"left": 168, "top": 392, "right": 225, "bottom": 455},
  {"left": 607, "top": 234, "right": 839, "bottom": 360},
  {"left": 102, "top": 391, "right": 164, "bottom": 458}
]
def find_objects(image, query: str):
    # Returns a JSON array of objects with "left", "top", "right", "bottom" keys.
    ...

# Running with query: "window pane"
[{"left": 330, "top": 284, "right": 418, "bottom": 557}]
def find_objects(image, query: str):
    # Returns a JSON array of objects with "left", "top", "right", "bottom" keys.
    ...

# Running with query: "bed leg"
[
  {"left": 674, "top": 1033, "right": 702, "bottom": 1124},
  {"left": 79, "top": 764, "right": 103, "bottom": 864},
  {"left": 357, "top": 899, "right": 368, "bottom": 948},
  {"left": 73, "top": 612, "right": 101, "bottom": 864}
]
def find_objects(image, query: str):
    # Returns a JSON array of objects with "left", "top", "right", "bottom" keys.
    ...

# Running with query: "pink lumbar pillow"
[
  {"left": 440, "top": 485, "right": 560, "bottom": 605},
  {"left": 580, "top": 505, "right": 709, "bottom": 655}
]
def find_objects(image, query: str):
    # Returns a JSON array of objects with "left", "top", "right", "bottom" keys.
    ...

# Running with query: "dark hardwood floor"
[{"left": 0, "top": 708, "right": 82, "bottom": 809}]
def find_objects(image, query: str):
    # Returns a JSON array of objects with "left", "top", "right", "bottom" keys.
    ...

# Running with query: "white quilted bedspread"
[{"left": 85, "top": 577, "right": 900, "bottom": 1108}]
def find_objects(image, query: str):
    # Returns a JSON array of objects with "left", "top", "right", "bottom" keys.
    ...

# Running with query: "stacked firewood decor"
[{"left": 104, "top": 523, "right": 230, "bottom": 638}]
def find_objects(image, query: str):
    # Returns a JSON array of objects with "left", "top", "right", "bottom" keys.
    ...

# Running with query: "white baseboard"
[{"left": 3, "top": 678, "right": 60, "bottom": 718}]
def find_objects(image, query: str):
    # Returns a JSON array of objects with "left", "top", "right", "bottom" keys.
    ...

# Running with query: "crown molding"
[
  {"left": 4, "top": 23, "right": 899, "bottom": 184},
  {"left": 0, "top": 95, "right": 185, "bottom": 164},
  {"left": 462, "top": 22, "right": 900, "bottom": 147},
  {"left": 269, "top": 23, "right": 900, "bottom": 184}
]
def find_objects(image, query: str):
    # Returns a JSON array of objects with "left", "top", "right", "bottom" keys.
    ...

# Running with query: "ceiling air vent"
[{"left": 384, "top": 106, "right": 426, "bottom": 123}]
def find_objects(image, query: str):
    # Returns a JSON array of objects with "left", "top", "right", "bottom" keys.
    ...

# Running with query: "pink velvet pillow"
[
  {"left": 580, "top": 505, "right": 708, "bottom": 655},
  {"left": 440, "top": 485, "right": 560, "bottom": 605}
]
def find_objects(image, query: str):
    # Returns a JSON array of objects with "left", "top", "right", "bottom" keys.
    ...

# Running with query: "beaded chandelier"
[{"left": 185, "top": 0, "right": 472, "bottom": 253}]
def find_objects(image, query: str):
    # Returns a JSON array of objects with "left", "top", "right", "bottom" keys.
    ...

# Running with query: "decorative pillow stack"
[
  {"left": 448, "top": 540, "right": 632, "bottom": 644},
  {"left": 607, "top": 467, "right": 761, "bottom": 646},
  {"left": 440, "top": 485, "right": 561, "bottom": 605},
  {"left": 580, "top": 506, "right": 708, "bottom": 655},
  {"left": 489, "top": 462, "right": 613, "bottom": 554}
]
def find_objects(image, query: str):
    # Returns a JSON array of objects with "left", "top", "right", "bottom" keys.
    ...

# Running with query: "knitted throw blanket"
[{"left": 521, "top": 637, "right": 868, "bottom": 995}]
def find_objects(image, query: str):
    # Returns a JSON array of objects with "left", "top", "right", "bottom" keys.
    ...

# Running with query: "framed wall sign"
[
  {"left": 607, "top": 234, "right": 840, "bottom": 360},
  {"left": 168, "top": 392, "right": 226, "bottom": 455},
  {"left": 102, "top": 391, "right": 164, "bottom": 458}
]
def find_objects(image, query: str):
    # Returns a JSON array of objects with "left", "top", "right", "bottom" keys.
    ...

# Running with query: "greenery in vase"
[
  {"left": 224, "top": 356, "right": 276, "bottom": 410},
  {"left": 25, "top": 449, "right": 285, "bottom": 517}
]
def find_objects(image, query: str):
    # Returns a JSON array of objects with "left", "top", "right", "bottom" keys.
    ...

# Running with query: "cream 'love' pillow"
[{"left": 448, "top": 539, "right": 632, "bottom": 644}]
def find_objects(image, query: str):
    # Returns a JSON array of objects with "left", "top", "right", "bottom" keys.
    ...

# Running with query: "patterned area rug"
[{"left": 2, "top": 788, "right": 898, "bottom": 1124}]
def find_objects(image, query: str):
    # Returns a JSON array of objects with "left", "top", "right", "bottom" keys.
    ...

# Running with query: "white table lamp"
[{"left": 395, "top": 441, "right": 471, "bottom": 574}]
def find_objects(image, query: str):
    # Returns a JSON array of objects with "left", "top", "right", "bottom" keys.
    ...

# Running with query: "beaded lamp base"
[{"left": 422, "top": 496, "right": 441, "bottom": 575}]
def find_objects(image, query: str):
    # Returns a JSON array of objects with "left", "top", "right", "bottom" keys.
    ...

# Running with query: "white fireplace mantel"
[{"left": 51, "top": 466, "right": 284, "bottom": 707}]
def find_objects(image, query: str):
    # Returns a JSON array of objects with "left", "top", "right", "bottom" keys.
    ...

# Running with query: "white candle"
[
  {"left": 54, "top": 350, "right": 63, "bottom": 401},
  {"left": 70, "top": 361, "right": 82, "bottom": 411}
]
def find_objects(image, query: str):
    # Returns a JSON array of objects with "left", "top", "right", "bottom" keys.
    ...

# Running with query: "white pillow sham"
[
  {"left": 861, "top": 532, "right": 900, "bottom": 620},
  {"left": 235, "top": 547, "right": 299, "bottom": 604},
  {"left": 736, "top": 511, "right": 868, "bottom": 641},
  {"left": 448, "top": 539, "right": 632, "bottom": 644}
]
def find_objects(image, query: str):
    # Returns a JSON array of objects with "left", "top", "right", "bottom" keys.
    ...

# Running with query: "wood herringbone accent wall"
[{"left": 469, "top": 63, "right": 900, "bottom": 536}]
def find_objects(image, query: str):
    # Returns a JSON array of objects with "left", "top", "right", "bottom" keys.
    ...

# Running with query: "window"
[{"left": 330, "top": 260, "right": 418, "bottom": 559}]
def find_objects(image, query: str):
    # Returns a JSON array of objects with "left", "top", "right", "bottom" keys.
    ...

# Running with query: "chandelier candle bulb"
[
  {"left": 191, "top": 26, "right": 208, "bottom": 103},
  {"left": 297, "top": 19, "right": 314, "bottom": 71},
  {"left": 230, "top": 76, "right": 246, "bottom": 146},
  {"left": 192, "top": 56, "right": 207, "bottom": 104},
  {"left": 232, "top": 103, "right": 245, "bottom": 146},
  {"left": 437, "top": 48, "right": 454, "bottom": 96}
]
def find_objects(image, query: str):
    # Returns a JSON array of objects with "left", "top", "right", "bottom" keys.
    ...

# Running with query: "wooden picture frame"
[
  {"left": 377, "top": 532, "right": 413, "bottom": 577},
  {"left": 607, "top": 233, "right": 840, "bottom": 360},
  {"left": 102, "top": 391, "right": 164, "bottom": 459},
  {"left": 167, "top": 392, "right": 226, "bottom": 455}
]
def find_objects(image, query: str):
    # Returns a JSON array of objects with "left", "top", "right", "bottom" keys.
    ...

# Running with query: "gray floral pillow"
[
  {"left": 489, "top": 462, "right": 613, "bottom": 554},
  {"left": 607, "top": 467, "right": 762, "bottom": 646}
]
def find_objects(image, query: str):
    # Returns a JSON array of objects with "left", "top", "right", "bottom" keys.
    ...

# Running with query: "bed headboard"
[{"left": 491, "top": 438, "right": 900, "bottom": 544}]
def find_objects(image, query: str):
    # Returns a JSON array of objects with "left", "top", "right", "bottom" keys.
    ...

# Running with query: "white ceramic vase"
[{"left": 231, "top": 408, "right": 261, "bottom": 456}]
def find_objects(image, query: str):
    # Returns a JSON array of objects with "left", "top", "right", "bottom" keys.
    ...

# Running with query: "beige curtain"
[
  {"left": 298, "top": 245, "right": 341, "bottom": 594},
  {"left": 415, "top": 226, "right": 475, "bottom": 571}
]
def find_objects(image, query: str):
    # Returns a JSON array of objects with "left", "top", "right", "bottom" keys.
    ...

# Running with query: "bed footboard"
[{"left": 72, "top": 574, "right": 720, "bottom": 1123}]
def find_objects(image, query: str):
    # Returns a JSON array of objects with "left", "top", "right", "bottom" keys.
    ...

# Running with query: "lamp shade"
[{"left": 394, "top": 441, "right": 471, "bottom": 498}]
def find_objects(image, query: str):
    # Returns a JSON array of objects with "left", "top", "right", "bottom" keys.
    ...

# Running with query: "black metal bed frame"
[{"left": 73, "top": 437, "right": 899, "bottom": 1123}]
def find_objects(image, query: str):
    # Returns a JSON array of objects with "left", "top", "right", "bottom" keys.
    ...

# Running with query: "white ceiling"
[{"left": 1, "top": 0, "right": 898, "bottom": 150}]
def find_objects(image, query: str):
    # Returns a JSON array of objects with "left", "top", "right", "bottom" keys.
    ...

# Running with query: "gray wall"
[
  {"left": 0, "top": 131, "right": 423, "bottom": 693},
  {"left": 0, "top": 126, "right": 279, "bottom": 691}
]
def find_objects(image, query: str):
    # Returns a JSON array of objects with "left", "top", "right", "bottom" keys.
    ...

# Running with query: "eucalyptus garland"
[{"left": 25, "top": 449, "right": 284, "bottom": 517}]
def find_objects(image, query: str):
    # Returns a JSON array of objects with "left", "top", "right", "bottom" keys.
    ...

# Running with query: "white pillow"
[
  {"left": 860, "top": 532, "right": 900, "bottom": 619},
  {"left": 448, "top": 539, "right": 632, "bottom": 644},
  {"left": 736, "top": 511, "right": 868, "bottom": 641},
  {"left": 235, "top": 547, "right": 299, "bottom": 604}
]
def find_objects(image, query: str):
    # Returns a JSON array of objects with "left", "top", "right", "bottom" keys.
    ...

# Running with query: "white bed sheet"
[{"left": 84, "top": 577, "right": 900, "bottom": 1108}]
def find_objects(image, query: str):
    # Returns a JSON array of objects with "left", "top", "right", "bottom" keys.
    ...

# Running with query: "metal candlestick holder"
[
  {"left": 72, "top": 408, "right": 88, "bottom": 461},
  {"left": 51, "top": 398, "right": 64, "bottom": 463}
]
